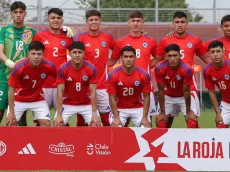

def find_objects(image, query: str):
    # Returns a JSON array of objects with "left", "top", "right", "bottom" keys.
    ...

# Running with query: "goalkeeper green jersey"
[{"left": 0, "top": 24, "right": 37, "bottom": 83}]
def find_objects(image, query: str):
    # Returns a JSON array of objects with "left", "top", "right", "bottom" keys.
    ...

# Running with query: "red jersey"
[
  {"left": 32, "top": 29, "right": 73, "bottom": 88},
  {"left": 74, "top": 31, "right": 115, "bottom": 89},
  {"left": 154, "top": 60, "right": 193, "bottom": 97},
  {"left": 203, "top": 36, "right": 230, "bottom": 59},
  {"left": 111, "top": 34, "right": 158, "bottom": 73},
  {"left": 107, "top": 66, "right": 151, "bottom": 109},
  {"left": 157, "top": 33, "right": 206, "bottom": 66},
  {"left": 203, "top": 60, "right": 230, "bottom": 103},
  {"left": 57, "top": 60, "right": 97, "bottom": 105},
  {"left": 8, "top": 58, "right": 56, "bottom": 102}
]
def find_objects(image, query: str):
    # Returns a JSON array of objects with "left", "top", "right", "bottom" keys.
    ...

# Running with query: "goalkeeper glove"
[
  {"left": 61, "top": 26, "right": 74, "bottom": 38},
  {"left": 5, "top": 59, "right": 15, "bottom": 68}
]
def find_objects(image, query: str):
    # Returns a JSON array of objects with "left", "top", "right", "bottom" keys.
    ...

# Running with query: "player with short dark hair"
[
  {"left": 203, "top": 40, "right": 230, "bottom": 128},
  {"left": 155, "top": 44, "right": 197, "bottom": 128},
  {"left": 74, "top": 10, "right": 116, "bottom": 126},
  {"left": 204, "top": 14, "right": 230, "bottom": 59},
  {"left": 152, "top": 11, "right": 211, "bottom": 128},
  {"left": 54, "top": 41, "right": 101, "bottom": 127},
  {"left": 6, "top": 41, "right": 56, "bottom": 126},
  {"left": 107, "top": 46, "right": 151, "bottom": 127},
  {"left": 32, "top": 8, "right": 73, "bottom": 111},
  {"left": 109, "top": 10, "right": 158, "bottom": 125}
]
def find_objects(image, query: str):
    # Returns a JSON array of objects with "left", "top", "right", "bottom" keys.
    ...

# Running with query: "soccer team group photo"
[{"left": 0, "top": 1, "right": 230, "bottom": 129}]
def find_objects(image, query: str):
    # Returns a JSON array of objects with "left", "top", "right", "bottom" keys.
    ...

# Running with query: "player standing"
[
  {"left": 73, "top": 10, "right": 116, "bottom": 126},
  {"left": 0, "top": 1, "right": 37, "bottom": 126},
  {"left": 32, "top": 8, "right": 73, "bottom": 110},
  {"left": 6, "top": 41, "right": 56, "bottom": 126},
  {"left": 203, "top": 40, "right": 230, "bottom": 128},
  {"left": 155, "top": 44, "right": 198, "bottom": 128},
  {"left": 107, "top": 46, "right": 151, "bottom": 127},
  {"left": 153, "top": 11, "right": 211, "bottom": 127},
  {"left": 109, "top": 10, "right": 158, "bottom": 124},
  {"left": 203, "top": 15, "right": 230, "bottom": 59},
  {"left": 54, "top": 41, "right": 101, "bottom": 127}
]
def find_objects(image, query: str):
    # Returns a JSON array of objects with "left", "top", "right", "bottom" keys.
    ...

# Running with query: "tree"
[
  {"left": 75, "top": 0, "right": 203, "bottom": 22},
  {"left": 0, "top": 0, "right": 11, "bottom": 22}
]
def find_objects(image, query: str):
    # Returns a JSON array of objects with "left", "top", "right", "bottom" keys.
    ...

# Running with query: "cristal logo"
[
  {"left": 87, "top": 143, "right": 111, "bottom": 156},
  {"left": 49, "top": 142, "right": 75, "bottom": 157},
  {"left": 178, "top": 138, "right": 224, "bottom": 158}
]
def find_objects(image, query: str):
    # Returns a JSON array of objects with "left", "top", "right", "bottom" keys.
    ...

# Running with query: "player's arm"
[
  {"left": 208, "top": 89, "right": 223, "bottom": 123},
  {"left": 6, "top": 86, "right": 17, "bottom": 126},
  {"left": 89, "top": 83, "right": 101, "bottom": 126},
  {"left": 151, "top": 39, "right": 165, "bottom": 68},
  {"left": 54, "top": 84, "right": 65, "bottom": 126},
  {"left": 0, "top": 44, "right": 15, "bottom": 68},
  {"left": 109, "top": 93, "right": 122, "bottom": 126},
  {"left": 141, "top": 93, "right": 151, "bottom": 128},
  {"left": 199, "top": 52, "right": 212, "bottom": 64},
  {"left": 157, "top": 82, "right": 166, "bottom": 115},
  {"left": 183, "top": 84, "right": 191, "bottom": 113},
  {"left": 108, "top": 41, "right": 120, "bottom": 67}
]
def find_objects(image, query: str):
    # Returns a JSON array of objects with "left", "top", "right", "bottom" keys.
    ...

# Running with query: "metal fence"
[{"left": 1, "top": 0, "right": 230, "bottom": 24}]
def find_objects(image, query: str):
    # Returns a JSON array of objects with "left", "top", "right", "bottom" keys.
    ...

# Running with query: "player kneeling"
[
  {"left": 54, "top": 41, "right": 101, "bottom": 126},
  {"left": 155, "top": 44, "right": 199, "bottom": 128},
  {"left": 107, "top": 46, "right": 151, "bottom": 128},
  {"left": 6, "top": 42, "right": 56, "bottom": 126},
  {"left": 203, "top": 40, "right": 230, "bottom": 128}
]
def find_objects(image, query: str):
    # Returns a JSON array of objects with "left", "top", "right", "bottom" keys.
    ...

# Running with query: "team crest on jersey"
[
  {"left": 22, "top": 33, "right": 28, "bottom": 39},
  {"left": 41, "top": 73, "right": 46, "bottom": 79},
  {"left": 176, "top": 75, "right": 181, "bottom": 80},
  {"left": 82, "top": 75, "right": 88, "bottom": 81},
  {"left": 142, "top": 42, "right": 148, "bottom": 48},
  {"left": 224, "top": 74, "right": 230, "bottom": 80},
  {"left": 134, "top": 80, "right": 140, "bottom": 86},
  {"left": 61, "top": 41, "right": 66, "bottom": 46},
  {"left": 187, "top": 42, "right": 193, "bottom": 48},
  {"left": 101, "top": 41, "right": 106, "bottom": 47}
]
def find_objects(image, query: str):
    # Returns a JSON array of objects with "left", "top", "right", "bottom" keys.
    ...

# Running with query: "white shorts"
[
  {"left": 157, "top": 91, "right": 200, "bottom": 117},
  {"left": 96, "top": 89, "right": 110, "bottom": 113},
  {"left": 220, "top": 101, "right": 230, "bottom": 125},
  {"left": 54, "top": 104, "right": 98, "bottom": 125},
  {"left": 109, "top": 107, "right": 150, "bottom": 127},
  {"left": 43, "top": 88, "right": 57, "bottom": 109},
  {"left": 149, "top": 92, "right": 156, "bottom": 116},
  {"left": 7, "top": 100, "right": 50, "bottom": 121}
]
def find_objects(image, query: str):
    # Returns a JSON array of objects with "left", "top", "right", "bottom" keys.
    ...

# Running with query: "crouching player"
[
  {"left": 203, "top": 40, "right": 230, "bottom": 128},
  {"left": 155, "top": 44, "right": 199, "bottom": 128},
  {"left": 6, "top": 42, "right": 56, "bottom": 126},
  {"left": 107, "top": 46, "right": 151, "bottom": 127},
  {"left": 54, "top": 41, "right": 101, "bottom": 126}
]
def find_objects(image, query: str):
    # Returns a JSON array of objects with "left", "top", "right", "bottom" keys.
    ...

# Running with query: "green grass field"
[{"left": 1, "top": 109, "right": 216, "bottom": 128}]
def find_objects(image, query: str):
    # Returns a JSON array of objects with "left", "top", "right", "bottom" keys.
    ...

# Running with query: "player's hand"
[
  {"left": 186, "top": 111, "right": 198, "bottom": 121},
  {"left": 90, "top": 114, "right": 102, "bottom": 127},
  {"left": 141, "top": 29, "right": 147, "bottom": 36},
  {"left": 140, "top": 117, "right": 151, "bottom": 128},
  {"left": 155, "top": 112, "right": 167, "bottom": 124},
  {"left": 111, "top": 117, "right": 122, "bottom": 127},
  {"left": 166, "top": 31, "right": 175, "bottom": 37},
  {"left": 6, "top": 113, "right": 17, "bottom": 126},
  {"left": 216, "top": 113, "right": 224, "bottom": 125},
  {"left": 54, "top": 115, "right": 64, "bottom": 127},
  {"left": 61, "top": 26, "right": 74, "bottom": 38}
]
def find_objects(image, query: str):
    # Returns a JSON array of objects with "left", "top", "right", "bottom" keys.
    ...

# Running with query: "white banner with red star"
[{"left": 0, "top": 127, "right": 229, "bottom": 171}]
